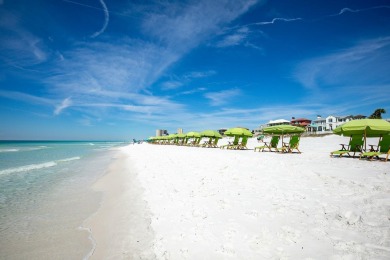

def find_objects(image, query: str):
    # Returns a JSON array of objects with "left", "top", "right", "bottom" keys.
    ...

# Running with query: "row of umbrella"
[
  {"left": 149, "top": 126, "right": 304, "bottom": 144},
  {"left": 148, "top": 119, "right": 390, "bottom": 150},
  {"left": 149, "top": 130, "right": 222, "bottom": 144}
]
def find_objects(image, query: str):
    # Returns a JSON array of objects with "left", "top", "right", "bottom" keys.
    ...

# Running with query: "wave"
[
  {"left": 0, "top": 157, "right": 81, "bottom": 176},
  {"left": 0, "top": 146, "right": 49, "bottom": 153},
  {"left": 0, "top": 148, "right": 20, "bottom": 153},
  {"left": 58, "top": 157, "right": 81, "bottom": 162},
  {"left": 0, "top": 162, "right": 57, "bottom": 175}
]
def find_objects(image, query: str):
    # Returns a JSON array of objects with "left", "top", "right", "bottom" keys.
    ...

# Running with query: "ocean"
[{"left": 0, "top": 141, "right": 127, "bottom": 259}]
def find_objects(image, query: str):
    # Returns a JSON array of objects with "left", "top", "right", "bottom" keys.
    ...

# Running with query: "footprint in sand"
[
  {"left": 245, "top": 210, "right": 259, "bottom": 218},
  {"left": 217, "top": 244, "right": 236, "bottom": 256},
  {"left": 277, "top": 226, "right": 302, "bottom": 245},
  {"left": 218, "top": 199, "right": 231, "bottom": 210},
  {"left": 248, "top": 232, "right": 274, "bottom": 258},
  {"left": 192, "top": 209, "right": 208, "bottom": 219}
]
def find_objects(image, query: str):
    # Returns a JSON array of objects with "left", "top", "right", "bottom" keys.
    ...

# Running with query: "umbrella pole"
[{"left": 364, "top": 129, "right": 367, "bottom": 152}]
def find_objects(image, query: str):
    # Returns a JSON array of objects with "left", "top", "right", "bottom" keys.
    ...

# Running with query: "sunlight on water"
[{"left": 0, "top": 141, "right": 127, "bottom": 259}]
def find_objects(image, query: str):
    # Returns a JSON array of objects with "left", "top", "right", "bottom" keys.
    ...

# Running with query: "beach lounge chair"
[
  {"left": 220, "top": 136, "right": 239, "bottom": 149},
  {"left": 210, "top": 137, "right": 220, "bottom": 148},
  {"left": 330, "top": 135, "right": 364, "bottom": 157},
  {"left": 254, "top": 135, "right": 280, "bottom": 152},
  {"left": 229, "top": 136, "right": 249, "bottom": 150},
  {"left": 360, "top": 135, "right": 390, "bottom": 162},
  {"left": 277, "top": 135, "right": 301, "bottom": 153}
]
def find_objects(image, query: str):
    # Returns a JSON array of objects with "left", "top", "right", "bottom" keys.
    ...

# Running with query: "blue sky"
[{"left": 1, "top": 0, "right": 389, "bottom": 140}]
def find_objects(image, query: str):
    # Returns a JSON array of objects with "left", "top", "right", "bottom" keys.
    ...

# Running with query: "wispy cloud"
[
  {"left": 54, "top": 97, "right": 72, "bottom": 115},
  {"left": 91, "top": 0, "right": 109, "bottom": 38},
  {"left": 161, "top": 70, "right": 216, "bottom": 90},
  {"left": 178, "top": 87, "right": 206, "bottom": 96},
  {"left": 141, "top": 0, "right": 259, "bottom": 51},
  {"left": 331, "top": 5, "right": 390, "bottom": 17},
  {"left": 215, "top": 26, "right": 250, "bottom": 47},
  {"left": 0, "top": 11, "right": 51, "bottom": 68},
  {"left": 294, "top": 37, "right": 390, "bottom": 89},
  {"left": 0, "top": 90, "right": 53, "bottom": 106},
  {"left": 204, "top": 88, "right": 241, "bottom": 106},
  {"left": 255, "top": 17, "right": 302, "bottom": 25}
]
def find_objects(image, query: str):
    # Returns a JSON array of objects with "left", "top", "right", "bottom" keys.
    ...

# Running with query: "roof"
[
  {"left": 268, "top": 119, "right": 290, "bottom": 124},
  {"left": 291, "top": 118, "right": 311, "bottom": 122}
]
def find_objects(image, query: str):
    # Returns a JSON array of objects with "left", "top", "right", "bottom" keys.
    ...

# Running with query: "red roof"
[{"left": 291, "top": 118, "right": 311, "bottom": 122}]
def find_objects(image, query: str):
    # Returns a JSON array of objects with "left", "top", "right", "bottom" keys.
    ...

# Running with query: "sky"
[{"left": 0, "top": 0, "right": 390, "bottom": 140}]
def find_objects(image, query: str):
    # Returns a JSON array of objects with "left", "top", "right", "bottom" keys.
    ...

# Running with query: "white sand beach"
[{"left": 87, "top": 135, "right": 390, "bottom": 259}]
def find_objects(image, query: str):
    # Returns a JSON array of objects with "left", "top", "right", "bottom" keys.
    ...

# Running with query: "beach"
[{"left": 86, "top": 135, "right": 390, "bottom": 259}]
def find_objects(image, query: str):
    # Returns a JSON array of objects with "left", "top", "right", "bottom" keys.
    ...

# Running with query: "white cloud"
[
  {"left": 54, "top": 97, "right": 72, "bottom": 115},
  {"left": 183, "top": 70, "right": 216, "bottom": 79},
  {"left": 204, "top": 88, "right": 241, "bottom": 106},
  {"left": 294, "top": 37, "right": 390, "bottom": 89},
  {"left": 161, "top": 70, "right": 216, "bottom": 90},
  {"left": 0, "top": 90, "right": 53, "bottom": 106},
  {"left": 142, "top": 0, "right": 259, "bottom": 51},
  {"left": 91, "top": 0, "right": 109, "bottom": 38},
  {"left": 254, "top": 17, "right": 302, "bottom": 25},
  {"left": 331, "top": 5, "right": 390, "bottom": 17},
  {"left": 0, "top": 11, "right": 51, "bottom": 67},
  {"left": 161, "top": 81, "right": 183, "bottom": 90},
  {"left": 215, "top": 26, "right": 250, "bottom": 47}
]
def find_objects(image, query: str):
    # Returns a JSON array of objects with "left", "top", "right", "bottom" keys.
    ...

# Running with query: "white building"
[
  {"left": 254, "top": 119, "right": 291, "bottom": 135},
  {"left": 268, "top": 119, "right": 290, "bottom": 126},
  {"left": 310, "top": 116, "right": 326, "bottom": 132},
  {"left": 325, "top": 115, "right": 354, "bottom": 131},
  {"left": 309, "top": 115, "right": 355, "bottom": 133},
  {"left": 156, "top": 129, "right": 168, "bottom": 136}
]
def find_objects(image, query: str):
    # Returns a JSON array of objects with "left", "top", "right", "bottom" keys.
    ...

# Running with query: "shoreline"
[{"left": 84, "top": 147, "right": 155, "bottom": 259}]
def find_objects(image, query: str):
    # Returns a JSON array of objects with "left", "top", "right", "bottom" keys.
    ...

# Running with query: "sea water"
[{"left": 0, "top": 141, "right": 127, "bottom": 259}]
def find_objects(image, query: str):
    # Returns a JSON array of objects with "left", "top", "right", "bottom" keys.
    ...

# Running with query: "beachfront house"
[
  {"left": 308, "top": 116, "right": 326, "bottom": 133},
  {"left": 254, "top": 119, "right": 290, "bottom": 135},
  {"left": 268, "top": 119, "right": 290, "bottom": 126},
  {"left": 291, "top": 118, "right": 312, "bottom": 128},
  {"left": 326, "top": 115, "right": 354, "bottom": 131}
]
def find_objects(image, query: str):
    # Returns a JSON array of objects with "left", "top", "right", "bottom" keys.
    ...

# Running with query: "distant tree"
[{"left": 369, "top": 108, "right": 386, "bottom": 119}]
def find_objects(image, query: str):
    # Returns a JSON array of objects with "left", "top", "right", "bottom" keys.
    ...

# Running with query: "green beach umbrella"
[
  {"left": 333, "top": 119, "right": 390, "bottom": 137},
  {"left": 176, "top": 133, "right": 186, "bottom": 145},
  {"left": 262, "top": 125, "right": 305, "bottom": 145},
  {"left": 200, "top": 130, "right": 222, "bottom": 138},
  {"left": 333, "top": 119, "right": 390, "bottom": 150},
  {"left": 262, "top": 125, "right": 305, "bottom": 135},
  {"left": 186, "top": 131, "right": 201, "bottom": 138},
  {"left": 224, "top": 127, "right": 253, "bottom": 137}
]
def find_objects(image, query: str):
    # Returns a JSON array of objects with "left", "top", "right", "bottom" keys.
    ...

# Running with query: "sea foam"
[{"left": 0, "top": 157, "right": 81, "bottom": 175}]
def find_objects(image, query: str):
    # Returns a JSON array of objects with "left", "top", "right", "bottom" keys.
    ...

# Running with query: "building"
[
  {"left": 308, "top": 115, "right": 355, "bottom": 133},
  {"left": 291, "top": 118, "right": 312, "bottom": 127},
  {"left": 308, "top": 116, "right": 326, "bottom": 133},
  {"left": 325, "top": 115, "right": 354, "bottom": 131},
  {"left": 267, "top": 119, "right": 290, "bottom": 126},
  {"left": 156, "top": 129, "right": 168, "bottom": 136},
  {"left": 177, "top": 128, "right": 183, "bottom": 134}
]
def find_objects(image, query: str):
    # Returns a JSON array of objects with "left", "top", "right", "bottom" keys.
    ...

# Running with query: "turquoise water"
[{"left": 0, "top": 141, "right": 127, "bottom": 259}]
